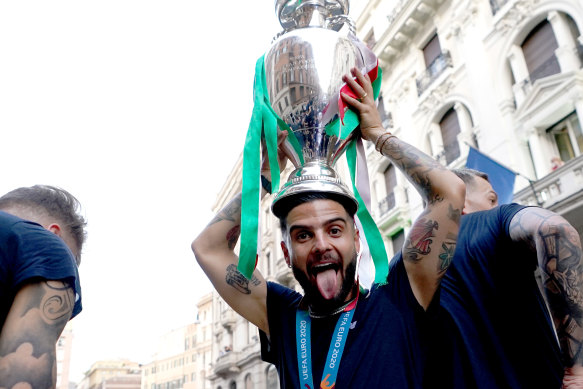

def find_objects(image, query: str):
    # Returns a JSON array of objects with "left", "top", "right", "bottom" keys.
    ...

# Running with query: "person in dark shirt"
[
  {"left": 0, "top": 185, "right": 86, "bottom": 388},
  {"left": 440, "top": 168, "right": 583, "bottom": 388},
  {"left": 192, "top": 68, "right": 465, "bottom": 388}
]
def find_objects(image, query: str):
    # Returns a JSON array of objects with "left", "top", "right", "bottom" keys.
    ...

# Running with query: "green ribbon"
[
  {"left": 240, "top": 57, "right": 388, "bottom": 282},
  {"left": 346, "top": 140, "right": 389, "bottom": 284}
]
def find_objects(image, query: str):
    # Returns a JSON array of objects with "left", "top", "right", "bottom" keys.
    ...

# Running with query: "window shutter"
[{"left": 439, "top": 108, "right": 461, "bottom": 164}]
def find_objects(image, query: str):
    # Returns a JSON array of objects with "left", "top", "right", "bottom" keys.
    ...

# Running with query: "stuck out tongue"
[{"left": 316, "top": 268, "right": 339, "bottom": 300}]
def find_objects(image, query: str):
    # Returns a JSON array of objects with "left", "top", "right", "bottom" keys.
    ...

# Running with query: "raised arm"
[
  {"left": 509, "top": 207, "right": 583, "bottom": 385},
  {"left": 0, "top": 280, "right": 74, "bottom": 388},
  {"left": 342, "top": 68, "right": 465, "bottom": 309},
  {"left": 192, "top": 131, "right": 289, "bottom": 336}
]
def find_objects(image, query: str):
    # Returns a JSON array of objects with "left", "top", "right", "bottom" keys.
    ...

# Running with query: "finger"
[
  {"left": 342, "top": 74, "right": 366, "bottom": 101},
  {"left": 340, "top": 91, "right": 364, "bottom": 109},
  {"left": 351, "top": 67, "right": 373, "bottom": 94}
]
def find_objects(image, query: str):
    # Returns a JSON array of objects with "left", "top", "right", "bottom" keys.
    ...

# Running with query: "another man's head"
[
  {"left": 452, "top": 168, "right": 498, "bottom": 214},
  {"left": 275, "top": 192, "right": 359, "bottom": 310},
  {"left": 0, "top": 185, "right": 86, "bottom": 264}
]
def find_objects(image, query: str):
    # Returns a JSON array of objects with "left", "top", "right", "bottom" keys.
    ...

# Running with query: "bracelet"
[
  {"left": 375, "top": 132, "right": 397, "bottom": 153},
  {"left": 261, "top": 175, "right": 272, "bottom": 194}
]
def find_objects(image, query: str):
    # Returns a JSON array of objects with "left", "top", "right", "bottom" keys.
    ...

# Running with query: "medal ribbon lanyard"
[{"left": 295, "top": 298, "right": 357, "bottom": 389}]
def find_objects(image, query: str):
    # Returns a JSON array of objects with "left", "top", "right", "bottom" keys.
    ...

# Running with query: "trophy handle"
[{"left": 325, "top": 14, "right": 355, "bottom": 35}]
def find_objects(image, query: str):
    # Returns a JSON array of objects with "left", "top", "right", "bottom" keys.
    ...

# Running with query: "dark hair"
[
  {"left": 0, "top": 185, "right": 87, "bottom": 254},
  {"left": 275, "top": 191, "right": 357, "bottom": 233},
  {"left": 451, "top": 168, "right": 489, "bottom": 187}
]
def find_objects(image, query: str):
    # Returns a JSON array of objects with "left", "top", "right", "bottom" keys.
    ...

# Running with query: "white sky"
[{"left": 0, "top": 0, "right": 365, "bottom": 383}]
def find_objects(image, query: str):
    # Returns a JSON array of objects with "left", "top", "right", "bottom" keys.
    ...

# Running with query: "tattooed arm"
[
  {"left": 341, "top": 68, "right": 465, "bottom": 309},
  {"left": 192, "top": 132, "right": 289, "bottom": 336},
  {"left": 509, "top": 208, "right": 583, "bottom": 384},
  {"left": 0, "top": 280, "right": 74, "bottom": 388},
  {"left": 192, "top": 193, "right": 269, "bottom": 334}
]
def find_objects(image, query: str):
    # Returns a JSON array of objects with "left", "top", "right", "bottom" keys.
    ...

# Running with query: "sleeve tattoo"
[
  {"left": 512, "top": 210, "right": 583, "bottom": 366},
  {"left": 0, "top": 280, "right": 74, "bottom": 388}
]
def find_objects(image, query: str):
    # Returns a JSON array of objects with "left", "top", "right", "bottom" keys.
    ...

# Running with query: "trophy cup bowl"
[{"left": 266, "top": 0, "right": 367, "bottom": 218}]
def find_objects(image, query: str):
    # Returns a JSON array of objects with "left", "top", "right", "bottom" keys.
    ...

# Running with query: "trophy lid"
[
  {"left": 275, "top": 0, "right": 349, "bottom": 30},
  {"left": 271, "top": 161, "right": 358, "bottom": 219}
]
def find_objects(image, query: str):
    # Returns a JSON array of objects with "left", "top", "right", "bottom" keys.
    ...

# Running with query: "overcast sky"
[{"left": 0, "top": 0, "right": 366, "bottom": 382}]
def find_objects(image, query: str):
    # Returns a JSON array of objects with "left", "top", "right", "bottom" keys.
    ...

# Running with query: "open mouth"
[{"left": 310, "top": 262, "right": 342, "bottom": 300}]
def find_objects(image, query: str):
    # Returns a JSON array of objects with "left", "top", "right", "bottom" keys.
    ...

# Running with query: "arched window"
[
  {"left": 245, "top": 373, "right": 254, "bottom": 389},
  {"left": 439, "top": 108, "right": 461, "bottom": 164},
  {"left": 266, "top": 365, "right": 279, "bottom": 388},
  {"left": 521, "top": 20, "right": 560, "bottom": 82}
]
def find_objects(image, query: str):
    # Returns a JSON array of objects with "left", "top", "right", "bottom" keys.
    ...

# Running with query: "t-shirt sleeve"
[
  {"left": 385, "top": 253, "right": 438, "bottom": 316},
  {"left": 500, "top": 203, "right": 528, "bottom": 235},
  {"left": 260, "top": 281, "right": 301, "bottom": 364},
  {"left": 10, "top": 220, "right": 82, "bottom": 318}
]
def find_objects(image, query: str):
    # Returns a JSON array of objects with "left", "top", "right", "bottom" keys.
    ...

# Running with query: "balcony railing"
[
  {"left": 513, "top": 154, "right": 583, "bottom": 208},
  {"left": 416, "top": 51, "right": 453, "bottom": 96},
  {"left": 378, "top": 192, "right": 396, "bottom": 217}
]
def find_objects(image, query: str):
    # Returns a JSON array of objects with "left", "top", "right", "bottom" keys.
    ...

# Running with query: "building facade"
[
  {"left": 356, "top": 0, "right": 583, "bottom": 243},
  {"left": 57, "top": 322, "right": 75, "bottom": 389},
  {"left": 141, "top": 293, "right": 213, "bottom": 389},
  {"left": 206, "top": 0, "right": 583, "bottom": 388},
  {"left": 76, "top": 359, "right": 142, "bottom": 389}
]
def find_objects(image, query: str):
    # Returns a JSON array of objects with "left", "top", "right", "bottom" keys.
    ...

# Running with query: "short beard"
[{"left": 292, "top": 251, "right": 358, "bottom": 312}]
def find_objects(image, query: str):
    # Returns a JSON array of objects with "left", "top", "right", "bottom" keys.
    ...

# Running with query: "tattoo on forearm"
[
  {"left": 209, "top": 195, "right": 242, "bottom": 226},
  {"left": 380, "top": 137, "right": 446, "bottom": 204},
  {"left": 403, "top": 217, "right": 439, "bottom": 262},
  {"left": 225, "top": 264, "right": 261, "bottom": 294}
]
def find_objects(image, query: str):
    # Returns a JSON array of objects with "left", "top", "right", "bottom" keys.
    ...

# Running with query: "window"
[
  {"left": 439, "top": 108, "right": 461, "bottom": 164},
  {"left": 423, "top": 34, "right": 442, "bottom": 68},
  {"left": 547, "top": 112, "right": 583, "bottom": 162},
  {"left": 522, "top": 20, "right": 560, "bottom": 82},
  {"left": 391, "top": 229, "right": 405, "bottom": 254},
  {"left": 378, "top": 164, "right": 397, "bottom": 216}
]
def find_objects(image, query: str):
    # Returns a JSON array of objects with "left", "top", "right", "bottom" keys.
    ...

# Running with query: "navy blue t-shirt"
[
  {"left": 440, "top": 203, "right": 563, "bottom": 388},
  {"left": 260, "top": 255, "right": 440, "bottom": 388},
  {"left": 0, "top": 211, "right": 82, "bottom": 328}
]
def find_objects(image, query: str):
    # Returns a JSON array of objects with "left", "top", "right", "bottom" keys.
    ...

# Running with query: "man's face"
[
  {"left": 281, "top": 199, "right": 360, "bottom": 309},
  {"left": 464, "top": 176, "right": 499, "bottom": 214}
]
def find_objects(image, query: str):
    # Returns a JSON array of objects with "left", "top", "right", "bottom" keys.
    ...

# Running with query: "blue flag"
[{"left": 465, "top": 146, "right": 516, "bottom": 204}]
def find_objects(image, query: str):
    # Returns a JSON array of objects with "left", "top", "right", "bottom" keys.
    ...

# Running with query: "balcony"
[
  {"left": 416, "top": 51, "right": 453, "bottom": 96},
  {"left": 220, "top": 309, "right": 237, "bottom": 331},
  {"left": 213, "top": 351, "right": 240, "bottom": 377},
  {"left": 513, "top": 155, "right": 583, "bottom": 213},
  {"left": 377, "top": 192, "right": 396, "bottom": 217},
  {"left": 376, "top": 0, "right": 440, "bottom": 63}
]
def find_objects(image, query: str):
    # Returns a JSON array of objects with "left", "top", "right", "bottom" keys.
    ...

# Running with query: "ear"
[
  {"left": 47, "top": 223, "right": 62, "bottom": 237},
  {"left": 354, "top": 225, "right": 360, "bottom": 253},
  {"left": 281, "top": 241, "right": 291, "bottom": 268}
]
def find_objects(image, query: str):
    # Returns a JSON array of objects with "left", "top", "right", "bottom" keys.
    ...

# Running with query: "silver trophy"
[{"left": 266, "top": 0, "right": 370, "bottom": 217}]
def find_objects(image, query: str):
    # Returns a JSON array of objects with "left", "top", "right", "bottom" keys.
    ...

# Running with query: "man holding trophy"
[{"left": 192, "top": 1, "right": 465, "bottom": 387}]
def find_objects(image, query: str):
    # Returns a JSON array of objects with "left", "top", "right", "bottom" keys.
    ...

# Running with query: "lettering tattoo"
[
  {"left": 225, "top": 264, "right": 261, "bottom": 294},
  {"left": 511, "top": 209, "right": 583, "bottom": 366},
  {"left": 404, "top": 216, "right": 439, "bottom": 262},
  {"left": 0, "top": 280, "right": 74, "bottom": 388}
]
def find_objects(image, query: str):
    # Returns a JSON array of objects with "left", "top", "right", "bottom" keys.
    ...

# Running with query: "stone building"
[
  {"left": 206, "top": 0, "right": 583, "bottom": 388},
  {"left": 140, "top": 293, "right": 213, "bottom": 389}
]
